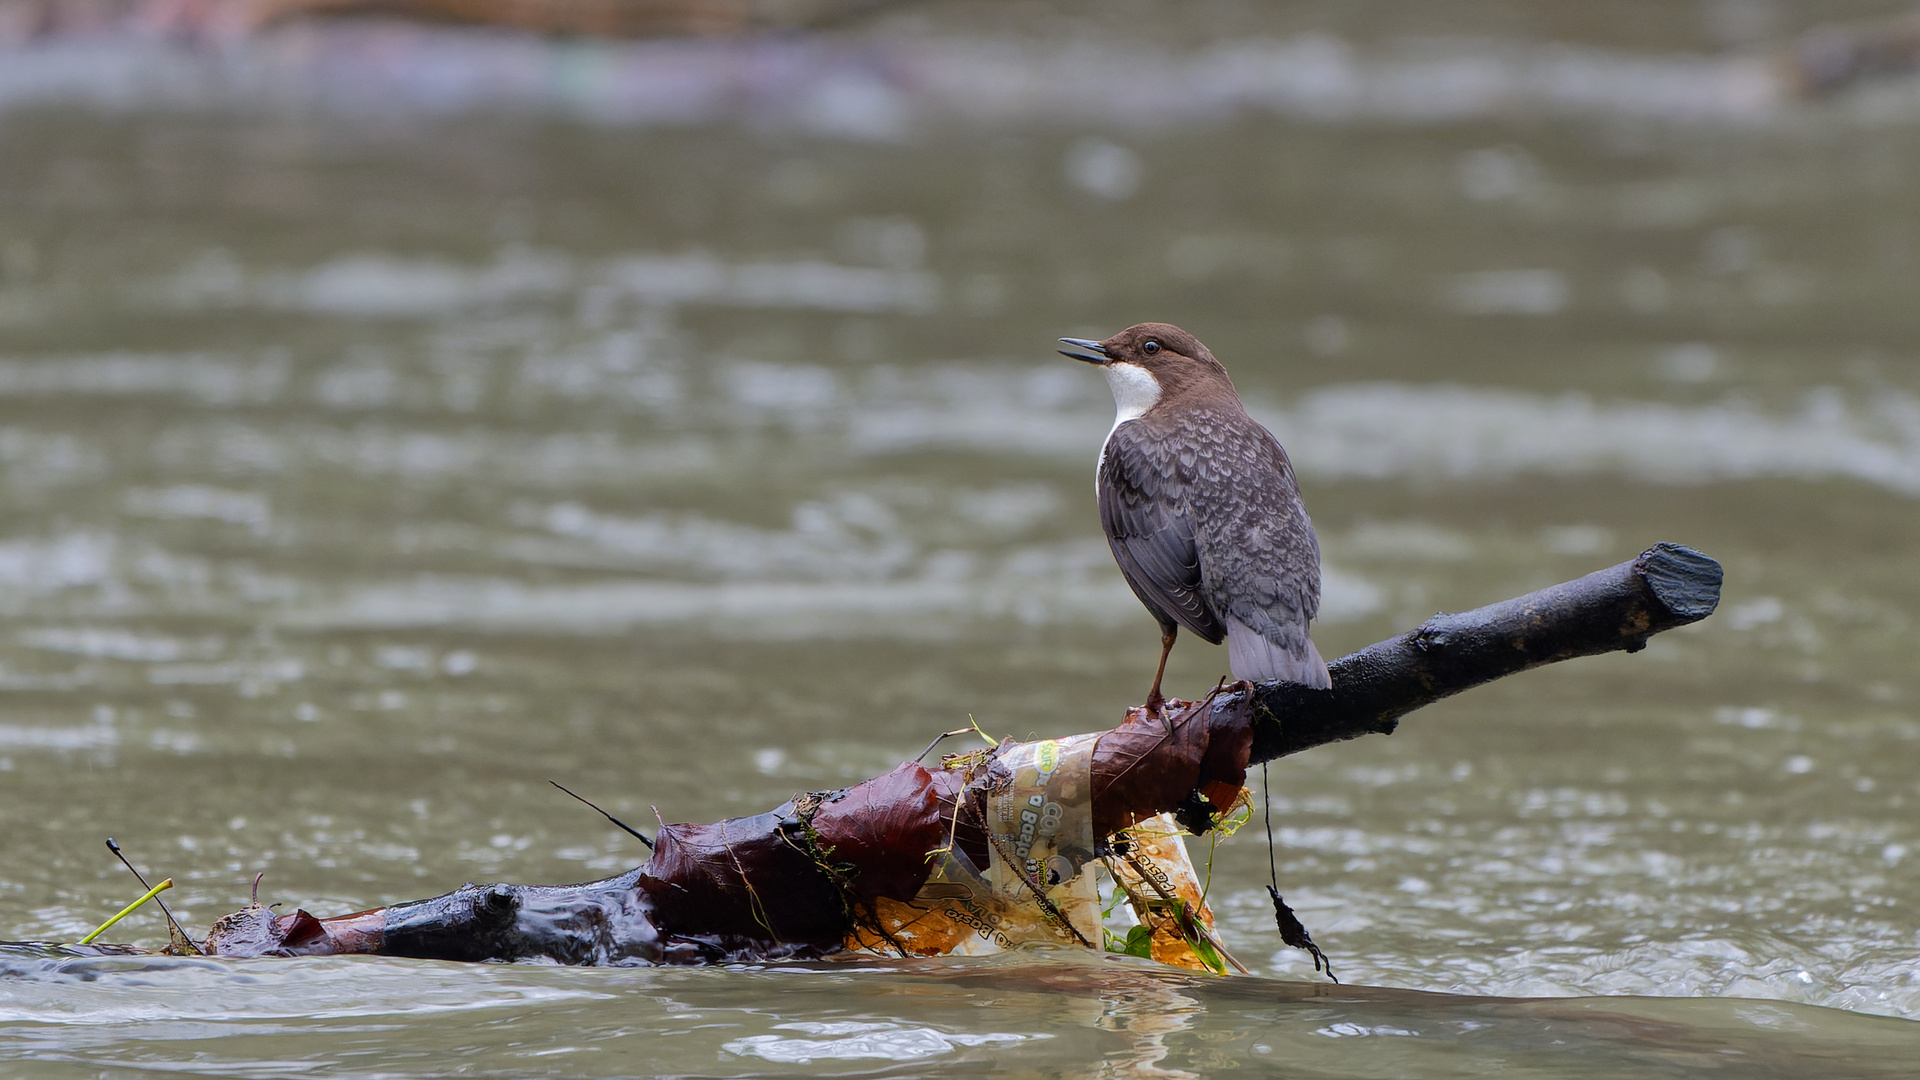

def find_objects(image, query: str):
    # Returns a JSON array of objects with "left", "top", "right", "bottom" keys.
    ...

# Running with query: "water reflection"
[{"left": 1092, "top": 972, "right": 1206, "bottom": 1079}]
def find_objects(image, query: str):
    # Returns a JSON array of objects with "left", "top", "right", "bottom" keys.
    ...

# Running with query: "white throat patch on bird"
[{"left": 1102, "top": 362, "right": 1161, "bottom": 433}]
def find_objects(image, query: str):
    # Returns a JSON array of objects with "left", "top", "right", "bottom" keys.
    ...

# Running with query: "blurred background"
[{"left": 3, "top": 1, "right": 1920, "bottom": 1074}]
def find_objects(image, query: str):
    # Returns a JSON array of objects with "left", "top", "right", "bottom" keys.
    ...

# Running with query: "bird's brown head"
[{"left": 1059, "top": 322, "right": 1237, "bottom": 409}]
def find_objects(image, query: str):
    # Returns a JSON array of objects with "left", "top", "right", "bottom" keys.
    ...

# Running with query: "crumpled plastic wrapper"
[{"left": 850, "top": 733, "right": 1105, "bottom": 956}]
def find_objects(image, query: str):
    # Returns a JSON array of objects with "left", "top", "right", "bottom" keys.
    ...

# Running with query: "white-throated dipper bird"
[{"left": 1061, "top": 323, "right": 1330, "bottom": 715}]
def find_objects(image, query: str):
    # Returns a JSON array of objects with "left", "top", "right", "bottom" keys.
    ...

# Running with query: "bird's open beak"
[{"left": 1058, "top": 337, "right": 1109, "bottom": 364}]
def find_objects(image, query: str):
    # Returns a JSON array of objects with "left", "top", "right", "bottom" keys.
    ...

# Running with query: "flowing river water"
[{"left": 3, "top": 2, "right": 1920, "bottom": 1075}]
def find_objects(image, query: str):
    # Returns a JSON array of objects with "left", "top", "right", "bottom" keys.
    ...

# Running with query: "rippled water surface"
[{"left": 3, "top": 1, "right": 1920, "bottom": 1074}]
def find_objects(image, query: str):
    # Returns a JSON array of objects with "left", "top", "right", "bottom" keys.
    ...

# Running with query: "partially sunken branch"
[{"left": 173, "top": 543, "right": 1718, "bottom": 965}]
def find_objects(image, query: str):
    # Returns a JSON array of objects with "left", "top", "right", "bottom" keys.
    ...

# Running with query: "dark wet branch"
[
  {"left": 182, "top": 543, "right": 1719, "bottom": 965},
  {"left": 1248, "top": 542, "right": 1722, "bottom": 764}
]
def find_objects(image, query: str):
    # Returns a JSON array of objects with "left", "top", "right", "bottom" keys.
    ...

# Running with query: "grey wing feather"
[
  {"left": 1184, "top": 414, "right": 1322, "bottom": 654},
  {"left": 1098, "top": 423, "right": 1226, "bottom": 644}
]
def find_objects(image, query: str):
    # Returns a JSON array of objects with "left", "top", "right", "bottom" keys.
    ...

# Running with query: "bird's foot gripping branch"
[{"left": 132, "top": 544, "right": 1721, "bottom": 969}]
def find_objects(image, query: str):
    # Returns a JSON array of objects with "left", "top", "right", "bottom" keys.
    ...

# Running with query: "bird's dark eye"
[{"left": 1142, "top": 341, "right": 1161, "bottom": 355}]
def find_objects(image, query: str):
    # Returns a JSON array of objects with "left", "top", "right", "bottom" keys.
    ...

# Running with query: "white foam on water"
[
  {"left": 0, "top": 534, "right": 115, "bottom": 593},
  {"left": 152, "top": 249, "right": 940, "bottom": 320},
  {"left": 518, "top": 497, "right": 916, "bottom": 582},
  {"left": 727, "top": 362, "right": 840, "bottom": 413},
  {"left": 1442, "top": 269, "right": 1569, "bottom": 316},
  {"left": 0, "top": 428, "right": 105, "bottom": 486},
  {"left": 0, "top": 28, "right": 1829, "bottom": 132},
  {"left": 284, "top": 575, "right": 1102, "bottom": 636},
  {"left": 0, "top": 719, "right": 117, "bottom": 750},
  {"left": 849, "top": 401, "right": 1106, "bottom": 456},
  {"left": 160, "top": 422, "right": 719, "bottom": 485},
  {"left": 847, "top": 364, "right": 1108, "bottom": 456},
  {"left": 122, "top": 486, "right": 270, "bottom": 533},
  {"left": 279, "top": 485, "right": 1388, "bottom": 634},
  {"left": 1260, "top": 383, "right": 1920, "bottom": 496},
  {"left": 1421, "top": 933, "right": 1920, "bottom": 1020},
  {"left": 280, "top": 555, "right": 1382, "bottom": 636},
  {"left": 0, "top": 353, "right": 287, "bottom": 406},
  {"left": 846, "top": 371, "right": 1920, "bottom": 499},
  {"left": 145, "top": 658, "right": 304, "bottom": 687},
  {"left": 724, "top": 1021, "right": 1034, "bottom": 1063},
  {"left": 19, "top": 628, "right": 219, "bottom": 663}
]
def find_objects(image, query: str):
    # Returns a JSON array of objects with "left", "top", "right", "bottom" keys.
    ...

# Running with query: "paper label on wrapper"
[{"left": 851, "top": 733, "right": 1102, "bottom": 956}]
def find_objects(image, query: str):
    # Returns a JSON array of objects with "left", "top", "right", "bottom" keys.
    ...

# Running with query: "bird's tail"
[{"left": 1226, "top": 618, "right": 1332, "bottom": 689}]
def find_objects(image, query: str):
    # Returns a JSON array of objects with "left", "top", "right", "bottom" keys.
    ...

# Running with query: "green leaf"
[{"left": 1186, "top": 928, "right": 1228, "bottom": 975}]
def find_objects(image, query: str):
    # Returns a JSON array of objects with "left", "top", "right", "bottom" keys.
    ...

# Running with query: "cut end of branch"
[{"left": 1637, "top": 542, "right": 1723, "bottom": 622}]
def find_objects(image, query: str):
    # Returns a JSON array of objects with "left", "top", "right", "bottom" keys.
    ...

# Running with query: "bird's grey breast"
[{"left": 1096, "top": 416, "right": 1221, "bottom": 643}]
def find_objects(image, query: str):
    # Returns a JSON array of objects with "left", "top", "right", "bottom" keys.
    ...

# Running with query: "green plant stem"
[{"left": 79, "top": 878, "right": 173, "bottom": 945}]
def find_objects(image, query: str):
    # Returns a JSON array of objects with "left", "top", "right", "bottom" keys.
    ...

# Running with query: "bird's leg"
[{"left": 1145, "top": 626, "right": 1177, "bottom": 721}]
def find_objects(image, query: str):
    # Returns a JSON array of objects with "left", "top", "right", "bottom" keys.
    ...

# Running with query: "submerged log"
[{"left": 199, "top": 543, "right": 1720, "bottom": 965}]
